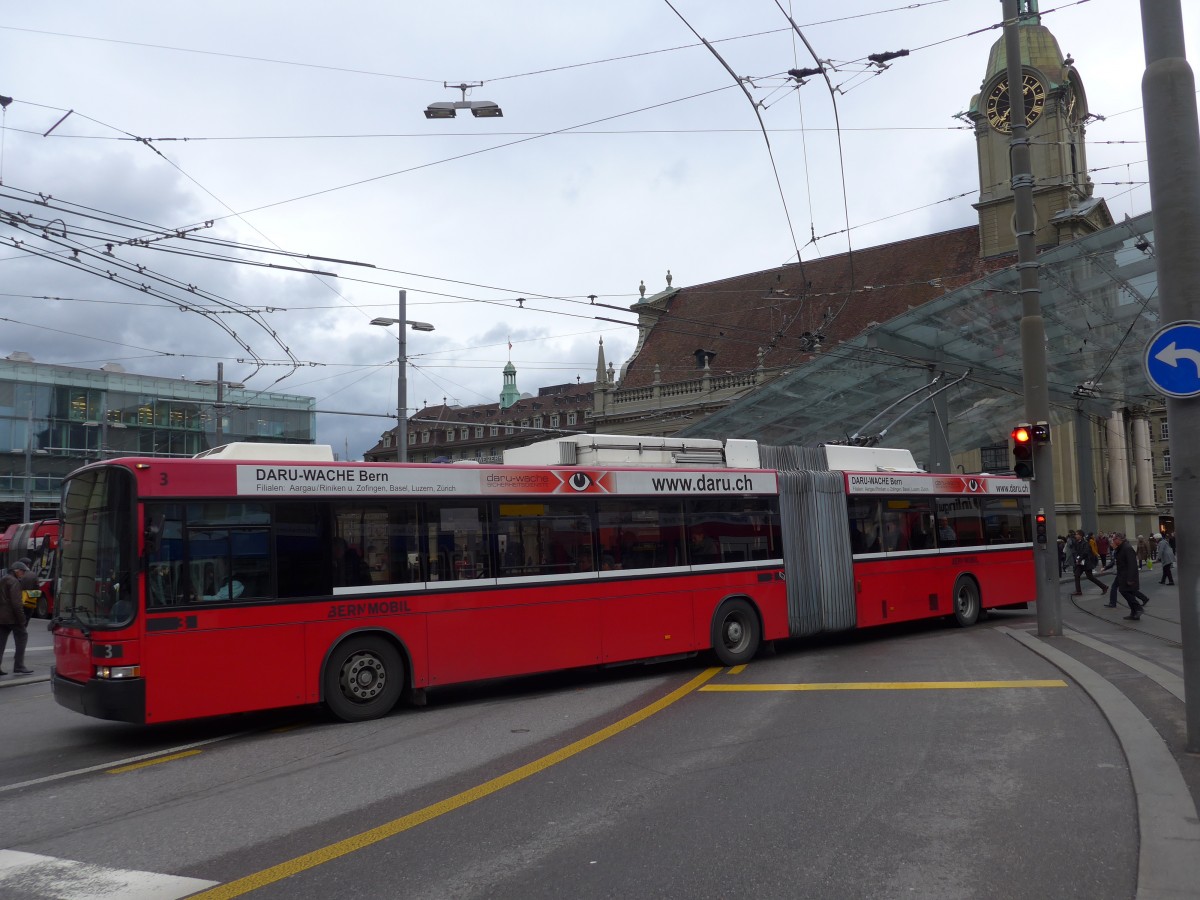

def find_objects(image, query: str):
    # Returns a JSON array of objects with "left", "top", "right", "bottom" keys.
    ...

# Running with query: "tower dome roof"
[{"left": 982, "top": 23, "right": 1068, "bottom": 87}]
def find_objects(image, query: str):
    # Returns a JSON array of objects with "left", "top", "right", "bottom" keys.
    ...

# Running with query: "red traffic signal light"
[{"left": 1012, "top": 423, "right": 1035, "bottom": 479}]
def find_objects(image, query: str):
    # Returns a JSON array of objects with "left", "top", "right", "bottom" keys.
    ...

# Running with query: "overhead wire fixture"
[{"left": 424, "top": 82, "right": 504, "bottom": 119}]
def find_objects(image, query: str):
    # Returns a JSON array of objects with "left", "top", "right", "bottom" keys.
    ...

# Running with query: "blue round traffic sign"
[{"left": 1144, "top": 320, "right": 1200, "bottom": 399}]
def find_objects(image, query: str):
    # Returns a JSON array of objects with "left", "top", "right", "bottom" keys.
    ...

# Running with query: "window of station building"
[
  {"left": 567, "top": 412, "right": 577, "bottom": 426},
  {"left": 490, "top": 425, "right": 498, "bottom": 436},
  {"left": 936, "top": 496, "right": 983, "bottom": 548},
  {"left": 421, "top": 430, "right": 430, "bottom": 443},
  {"left": 980, "top": 444, "right": 1008, "bottom": 473},
  {"left": 474, "top": 426, "right": 484, "bottom": 438},
  {"left": 496, "top": 498, "right": 593, "bottom": 577},
  {"left": 506, "top": 424, "right": 515, "bottom": 434},
  {"left": 459, "top": 427, "right": 469, "bottom": 441},
  {"left": 550, "top": 414, "right": 560, "bottom": 428},
  {"left": 982, "top": 497, "right": 1029, "bottom": 543},
  {"left": 595, "top": 498, "right": 685, "bottom": 571},
  {"left": 533, "top": 416, "right": 543, "bottom": 429},
  {"left": 683, "top": 497, "right": 780, "bottom": 564}
]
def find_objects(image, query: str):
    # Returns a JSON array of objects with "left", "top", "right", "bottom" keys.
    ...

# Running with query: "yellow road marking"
[
  {"left": 727, "top": 664, "right": 748, "bottom": 675},
  {"left": 701, "top": 680, "right": 1067, "bottom": 692},
  {"left": 107, "top": 749, "right": 202, "bottom": 774},
  {"left": 190, "top": 667, "right": 722, "bottom": 899}
]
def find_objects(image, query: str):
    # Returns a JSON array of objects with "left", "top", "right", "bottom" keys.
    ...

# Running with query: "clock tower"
[{"left": 966, "top": 0, "right": 1111, "bottom": 258}]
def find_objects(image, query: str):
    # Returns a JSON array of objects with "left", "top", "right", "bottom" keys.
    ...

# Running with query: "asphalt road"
[{"left": 0, "top": 606, "right": 1144, "bottom": 899}]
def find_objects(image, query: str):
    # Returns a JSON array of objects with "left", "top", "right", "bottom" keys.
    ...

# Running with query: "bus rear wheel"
[
  {"left": 711, "top": 598, "right": 760, "bottom": 666},
  {"left": 324, "top": 636, "right": 405, "bottom": 722},
  {"left": 951, "top": 576, "right": 981, "bottom": 627}
]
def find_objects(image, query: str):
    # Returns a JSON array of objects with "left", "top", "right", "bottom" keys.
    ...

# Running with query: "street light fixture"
[
  {"left": 371, "top": 290, "right": 436, "bottom": 463},
  {"left": 424, "top": 82, "right": 504, "bottom": 119}
]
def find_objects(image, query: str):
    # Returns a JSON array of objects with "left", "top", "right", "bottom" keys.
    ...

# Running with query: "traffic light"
[
  {"left": 1035, "top": 509, "right": 1047, "bottom": 545},
  {"left": 1012, "top": 423, "right": 1035, "bottom": 479},
  {"left": 1031, "top": 421, "right": 1051, "bottom": 444}
]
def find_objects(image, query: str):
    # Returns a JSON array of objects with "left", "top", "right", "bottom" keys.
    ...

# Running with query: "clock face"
[{"left": 985, "top": 74, "right": 1047, "bottom": 132}]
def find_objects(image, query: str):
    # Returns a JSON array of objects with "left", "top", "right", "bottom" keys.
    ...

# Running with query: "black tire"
[
  {"left": 323, "top": 635, "right": 405, "bottom": 722},
  {"left": 36, "top": 595, "right": 48, "bottom": 619},
  {"left": 711, "top": 598, "right": 761, "bottom": 666},
  {"left": 951, "top": 576, "right": 981, "bottom": 627}
]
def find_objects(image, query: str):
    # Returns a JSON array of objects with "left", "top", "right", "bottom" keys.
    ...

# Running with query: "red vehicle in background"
[{"left": 3, "top": 518, "right": 60, "bottom": 618}]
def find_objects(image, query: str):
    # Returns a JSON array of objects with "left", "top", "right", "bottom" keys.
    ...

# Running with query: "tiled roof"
[{"left": 620, "top": 225, "right": 1013, "bottom": 389}]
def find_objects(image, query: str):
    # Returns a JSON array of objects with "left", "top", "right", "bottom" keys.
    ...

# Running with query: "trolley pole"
[
  {"left": 1140, "top": 0, "right": 1200, "bottom": 751},
  {"left": 1002, "top": 0, "right": 1060, "bottom": 636}
]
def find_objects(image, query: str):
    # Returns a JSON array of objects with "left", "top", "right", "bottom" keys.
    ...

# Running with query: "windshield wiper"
[{"left": 50, "top": 607, "right": 92, "bottom": 637}]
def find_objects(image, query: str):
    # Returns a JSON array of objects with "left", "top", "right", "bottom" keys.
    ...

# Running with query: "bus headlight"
[{"left": 96, "top": 665, "right": 142, "bottom": 679}]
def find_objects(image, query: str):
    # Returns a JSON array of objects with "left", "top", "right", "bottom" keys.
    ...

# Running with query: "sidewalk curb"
[
  {"left": 0, "top": 674, "right": 49, "bottom": 689},
  {"left": 1001, "top": 626, "right": 1200, "bottom": 900}
]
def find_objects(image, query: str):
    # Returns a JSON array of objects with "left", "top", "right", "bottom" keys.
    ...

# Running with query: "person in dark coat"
[
  {"left": 0, "top": 560, "right": 33, "bottom": 675},
  {"left": 1112, "top": 532, "right": 1151, "bottom": 621},
  {"left": 1071, "top": 529, "right": 1108, "bottom": 596}
]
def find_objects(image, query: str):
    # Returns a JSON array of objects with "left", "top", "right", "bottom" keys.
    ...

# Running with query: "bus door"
[{"left": 143, "top": 502, "right": 306, "bottom": 721}]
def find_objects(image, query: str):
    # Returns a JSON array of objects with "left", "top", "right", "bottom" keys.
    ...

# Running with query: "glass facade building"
[{"left": 1, "top": 359, "right": 316, "bottom": 522}]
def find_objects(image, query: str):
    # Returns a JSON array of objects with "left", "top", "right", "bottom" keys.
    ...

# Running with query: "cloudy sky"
[{"left": 0, "top": 1, "right": 1190, "bottom": 458}]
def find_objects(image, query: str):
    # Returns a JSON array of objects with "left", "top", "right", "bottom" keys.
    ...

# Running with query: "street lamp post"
[
  {"left": 371, "top": 290, "right": 435, "bottom": 463},
  {"left": 196, "top": 362, "right": 246, "bottom": 445}
]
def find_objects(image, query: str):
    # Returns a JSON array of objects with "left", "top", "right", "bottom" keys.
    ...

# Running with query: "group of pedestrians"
[{"left": 1061, "top": 528, "right": 1177, "bottom": 622}]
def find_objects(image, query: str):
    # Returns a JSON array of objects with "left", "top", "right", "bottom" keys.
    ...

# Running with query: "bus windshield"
[{"left": 58, "top": 467, "right": 136, "bottom": 629}]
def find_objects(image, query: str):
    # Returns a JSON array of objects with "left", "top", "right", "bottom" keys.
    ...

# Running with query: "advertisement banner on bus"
[
  {"left": 845, "top": 473, "right": 1028, "bottom": 496},
  {"left": 235, "top": 465, "right": 778, "bottom": 497}
]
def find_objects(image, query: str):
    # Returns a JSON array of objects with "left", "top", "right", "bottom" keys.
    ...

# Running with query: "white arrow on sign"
[{"left": 1154, "top": 341, "right": 1200, "bottom": 374}]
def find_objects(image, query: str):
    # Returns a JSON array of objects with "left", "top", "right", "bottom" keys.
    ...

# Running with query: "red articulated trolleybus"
[{"left": 50, "top": 434, "right": 1034, "bottom": 724}]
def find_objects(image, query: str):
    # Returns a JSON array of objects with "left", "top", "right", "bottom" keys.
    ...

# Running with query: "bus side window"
[{"left": 848, "top": 498, "right": 881, "bottom": 554}]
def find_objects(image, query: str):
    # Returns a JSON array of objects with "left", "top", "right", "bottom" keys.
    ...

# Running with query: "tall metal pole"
[
  {"left": 1002, "top": 0, "right": 1060, "bottom": 635},
  {"left": 1140, "top": 0, "right": 1200, "bottom": 750},
  {"left": 22, "top": 398, "right": 32, "bottom": 522},
  {"left": 398, "top": 290, "right": 408, "bottom": 463},
  {"left": 215, "top": 361, "right": 225, "bottom": 445}
]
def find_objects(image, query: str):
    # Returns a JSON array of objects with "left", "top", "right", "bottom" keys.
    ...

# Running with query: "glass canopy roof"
[{"left": 684, "top": 211, "right": 1160, "bottom": 460}]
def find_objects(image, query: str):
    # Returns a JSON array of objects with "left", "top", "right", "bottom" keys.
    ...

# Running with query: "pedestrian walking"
[
  {"left": 1157, "top": 534, "right": 1176, "bottom": 585},
  {"left": 1136, "top": 535, "right": 1149, "bottom": 570},
  {"left": 16, "top": 556, "right": 39, "bottom": 625},
  {"left": 0, "top": 560, "right": 34, "bottom": 675},
  {"left": 1096, "top": 532, "right": 1110, "bottom": 568},
  {"left": 1071, "top": 530, "right": 1108, "bottom": 596},
  {"left": 1111, "top": 532, "right": 1151, "bottom": 620}
]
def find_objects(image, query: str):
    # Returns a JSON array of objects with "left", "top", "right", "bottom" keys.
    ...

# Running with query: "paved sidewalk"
[{"left": 1017, "top": 567, "right": 1200, "bottom": 898}]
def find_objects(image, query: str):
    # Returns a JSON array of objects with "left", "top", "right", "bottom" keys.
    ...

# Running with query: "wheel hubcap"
[
  {"left": 725, "top": 618, "right": 744, "bottom": 648},
  {"left": 342, "top": 652, "right": 386, "bottom": 702}
]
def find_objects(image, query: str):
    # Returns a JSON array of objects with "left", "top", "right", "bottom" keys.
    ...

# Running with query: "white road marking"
[
  {"left": 0, "top": 730, "right": 253, "bottom": 794},
  {"left": 0, "top": 850, "right": 218, "bottom": 899}
]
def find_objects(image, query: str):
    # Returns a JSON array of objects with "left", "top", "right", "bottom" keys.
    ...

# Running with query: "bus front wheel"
[
  {"left": 324, "top": 636, "right": 405, "bottom": 722},
  {"left": 711, "top": 598, "right": 760, "bottom": 666},
  {"left": 951, "top": 577, "right": 981, "bottom": 627}
]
